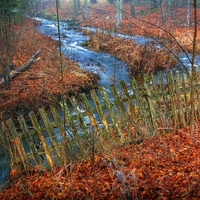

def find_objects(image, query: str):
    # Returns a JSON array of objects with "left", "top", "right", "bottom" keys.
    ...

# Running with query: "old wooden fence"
[{"left": 0, "top": 67, "right": 200, "bottom": 171}]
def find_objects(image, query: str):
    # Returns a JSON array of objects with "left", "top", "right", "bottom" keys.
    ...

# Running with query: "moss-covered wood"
[{"left": 1, "top": 68, "right": 200, "bottom": 171}]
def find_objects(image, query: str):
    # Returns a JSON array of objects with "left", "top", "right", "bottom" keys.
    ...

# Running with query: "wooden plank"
[
  {"left": 158, "top": 71, "right": 172, "bottom": 127},
  {"left": 29, "top": 111, "right": 53, "bottom": 168},
  {"left": 0, "top": 122, "right": 15, "bottom": 170},
  {"left": 90, "top": 90, "right": 109, "bottom": 133},
  {"left": 6, "top": 119, "right": 28, "bottom": 170},
  {"left": 80, "top": 93, "right": 98, "bottom": 133},
  {"left": 166, "top": 71, "right": 179, "bottom": 129},
  {"left": 110, "top": 84, "right": 133, "bottom": 139},
  {"left": 50, "top": 105, "right": 68, "bottom": 165},
  {"left": 71, "top": 97, "right": 87, "bottom": 131},
  {"left": 130, "top": 76, "right": 152, "bottom": 134},
  {"left": 179, "top": 69, "right": 189, "bottom": 124},
  {"left": 39, "top": 108, "right": 63, "bottom": 164},
  {"left": 143, "top": 74, "right": 157, "bottom": 132},
  {"left": 172, "top": 70, "right": 186, "bottom": 127},
  {"left": 18, "top": 115, "right": 42, "bottom": 166},
  {"left": 120, "top": 80, "right": 137, "bottom": 121},
  {"left": 150, "top": 72, "right": 167, "bottom": 132},
  {"left": 60, "top": 100, "right": 86, "bottom": 158},
  {"left": 100, "top": 86, "right": 125, "bottom": 143}
]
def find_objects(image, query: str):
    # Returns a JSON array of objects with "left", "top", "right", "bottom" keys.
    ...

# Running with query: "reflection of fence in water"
[{"left": 0, "top": 67, "right": 200, "bottom": 174}]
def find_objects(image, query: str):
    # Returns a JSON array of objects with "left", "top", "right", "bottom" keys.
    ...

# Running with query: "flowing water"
[{"left": 1, "top": 17, "right": 200, "bottom": 183}]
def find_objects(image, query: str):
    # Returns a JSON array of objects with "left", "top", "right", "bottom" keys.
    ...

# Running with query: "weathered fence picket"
[{"left": 0, "top": 67, "right": 200, "bottom": 171}]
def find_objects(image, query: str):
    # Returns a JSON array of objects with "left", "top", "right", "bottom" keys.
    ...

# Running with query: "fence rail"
[{"left": 0, "top": 67, "right": 200, "bottom": 171}]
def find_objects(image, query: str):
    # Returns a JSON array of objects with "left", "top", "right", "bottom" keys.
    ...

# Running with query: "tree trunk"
[
  {"left": 130, "top": 0, "right": 135, "bottom": 16},
  {"left": 116, "top": 0, "right": 122, "bottom": 26},
  {"left": 189, "top": 0, "right": 197, "bottom": 134},
  {"left": 0, "top": 51, "right": 40, "bottom": 85},
  {"left": 84, "top": 0, "right": 88, "bottom": 18},
  {"left": 167, "top": 0, "right": 172, "bottom": 12},
  {"left": 187, "top": 0, "right": 191, "bottom": 25},
  {"left": 73, "top": 0, "right": 77, "bottom": 15},
  {"left": 151, "top": 0, "right": 157, "bottom": 9}
]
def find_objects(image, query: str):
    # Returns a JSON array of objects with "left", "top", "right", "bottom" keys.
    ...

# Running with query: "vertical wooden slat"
[
  {"left": 194, "top": 67, "right": 200, "bottom": 118},
  {"left": 150, "top": 73, "right": 167, "bottom": 132},
  {"left": 179, "top": 69, "right": 189, "bottom": 124},
  {"left": 50, "top": 105, "right": 68, "bottom": 165},
  {"left": 166, "top": 71, "right": 179, "bottom": 129},
  {"left": 6, "top": 119, "right": 28, "bottom": 170},
  {"left": 18, "top": 115, "right": 42, "bottom": 166},
  {"left": 71, "top": 97, "right": 87, "bottom": 131},
  {"left": 110, "top": 84, "right": 133, "bottom": 138},
  {"left": 60, "top": 101, "right": 85, "bottom": 157},
  {"left": 60, "top": 101, "right": 78, "bottom": 137},
  {"left": 158, "top": 71, "right": 172, "bottom": 127},
  {"left": 172, "top": 70, "right": 186, "bottom": 127},
  {"left": 39, "top": 108, "right": 63, "bottom": 164},
  {"left": 120, "top": 80, "right": 137, "bottom": 122},
  {"left": 90, "top": 90, "right": 109, "bottom": 133},
  {"left": 130, "top": 76, "right": 151, "bottom": 134},
  {"left": 29, "top": 111, "right": 53, "bottom": 168},
  {"left": 100, "top": 86, "right": 125, "bottom": 143},
  {"left": 0, "top": 122, "right": 15, "bottom": 170},
  {"left": 143, "top": 74, "right": 157, "bottom": 132},
  {"left": 80, "top": 93, "right": 98, "bottom": 133}
]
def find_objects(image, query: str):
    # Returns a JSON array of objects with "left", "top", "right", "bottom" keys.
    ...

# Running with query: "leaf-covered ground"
[
  {"left": 85, "top": 31, "right": 177, "bottom": 76},
  {"left": 42, "top": 0, "right": 200, "bottom": 53},
  {"left": 1, "top": 125, "right": 200, "bottom": 199},
  {"left": 1, "top": 2, "right": 200, "bottom": 199},
  {"left": 40, "top": 1, "right": 200, "bottom": 77},
  {"left": 0, "top": 18, "right": 99, "bottom": 119}
]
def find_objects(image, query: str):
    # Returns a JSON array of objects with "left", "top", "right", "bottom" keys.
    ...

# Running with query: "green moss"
[
  {"left": 136, "top": 10, "right": 147, "bottom": 15},
  {"left": 82, "top": 41, "right": 89, "bottom": 46},
  {"left": 150, "top": 8, "right": 158, "bottom": 12}
]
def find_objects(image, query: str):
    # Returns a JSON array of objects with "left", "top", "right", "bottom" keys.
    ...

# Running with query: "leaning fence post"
[
  {"left": 143, "top": 74, "right": 157, "bottom": 132},
  {"left": 90, "top": 89, "right": 109, "bottom": 134},
  {"left": 100, "top": 86, "right": 125, "bottom": 143},
  {"left": 6, "top": 119, "right": 28, "bottom": 170},
  {"left": 39, "top": 108, "right": 63, "bottom": 164},
  {"left": 29, "top": 111, "right": 53, "bottom": 168},
  {"left": 0, "top": 122, "right": 15, "bottom": 170},
  {"left": 18, "top": 115, "right": 42, "bottom": 166}
]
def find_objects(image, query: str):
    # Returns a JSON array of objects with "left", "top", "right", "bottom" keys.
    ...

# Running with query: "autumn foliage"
[
  {"left": 0, "top": 18, "right": 99, "bottom": 119},
  {"left": 1, "top": 1, "right": 200, "bottom": 199},
  {"left": 85, "top": 31, "right": 177, "bottom": 76},
  {"left": 1, "top": 125, "right": 200, "bottom": 199}
]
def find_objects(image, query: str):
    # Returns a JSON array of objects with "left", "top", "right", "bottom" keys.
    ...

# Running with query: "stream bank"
[{"left": 0, "top": 18, "right": 100, "bottom": 121}]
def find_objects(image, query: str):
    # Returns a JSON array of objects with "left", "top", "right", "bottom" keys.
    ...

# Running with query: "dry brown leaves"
[
  {"left": 45, "top": 2, "right": 200, "bottom": 53},
  {"left": 0, "top": 18, "right": 98, "bottom": 118},
  {"left": 1, "top": 125, "right": 200, "bottom": 199},
  {"left": 86, "top": 31, "right": 176, "bottom": 76}
]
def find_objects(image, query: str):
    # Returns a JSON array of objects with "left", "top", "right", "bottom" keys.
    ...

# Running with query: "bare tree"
[
  {"left": 189, "top": 0, "right": 197, "bottom": 133},
  {"left": 116, "top": 0, "right": 123, "bottom": 26},
  {"left": 0, "top": 0, "right": 31, "bottom": 87}
]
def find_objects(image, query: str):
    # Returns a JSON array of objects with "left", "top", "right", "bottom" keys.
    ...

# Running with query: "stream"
[{"left": 0, "top": 17, "right": 200, "bottom": 185}]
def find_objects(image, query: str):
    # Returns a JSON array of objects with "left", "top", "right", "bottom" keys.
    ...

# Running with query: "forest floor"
[
  {"left": 1, "top": 124, "right": 200, "bottom": 199},
  {"left": 0, "top": 18, "right": 99, "bottom": 120},
  {"left": 1, "top": 1, "right": 200, "bottom": 199},
  {"left": 42, "top": 0, "right": 200, "bottom": 54},
  {"left": 40, "top": 1, "right": 200, "bottom": 75}
]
